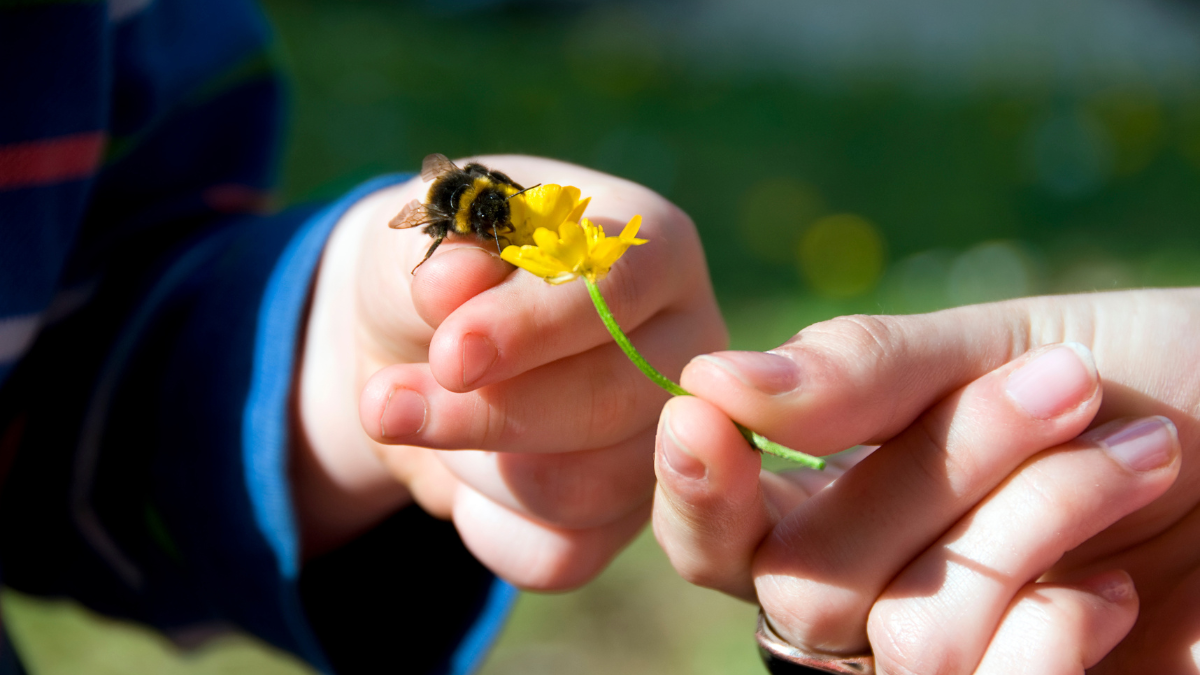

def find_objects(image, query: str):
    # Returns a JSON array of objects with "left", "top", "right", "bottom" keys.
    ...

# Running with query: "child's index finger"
[{"left": 410, "top": 242, "right": 514, "bottom": 329}]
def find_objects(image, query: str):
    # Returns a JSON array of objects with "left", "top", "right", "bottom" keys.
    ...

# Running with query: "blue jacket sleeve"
[{"left": 0, "top": 175, "right": 516, "bottom": 674}]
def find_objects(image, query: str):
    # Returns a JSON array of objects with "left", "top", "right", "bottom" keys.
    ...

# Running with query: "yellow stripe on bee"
[{"left": 454, "top": 177, "right": 520, "bottom": 234}]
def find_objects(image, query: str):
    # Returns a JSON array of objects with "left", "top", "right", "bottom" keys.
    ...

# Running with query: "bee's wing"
[
  {"left": 389, "top": 199, "right": 437, "bottom": 229},
  {"left": 421, "top": 153, "right": 458, "bottom": 182}
]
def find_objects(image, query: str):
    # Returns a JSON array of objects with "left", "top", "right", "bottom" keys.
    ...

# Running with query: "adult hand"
[
  {"left": 653, "top": 289, "right": 1200, "bottom": 672},
  {"left": 294, "top": 156, "right": 727, "bottom": 590}
]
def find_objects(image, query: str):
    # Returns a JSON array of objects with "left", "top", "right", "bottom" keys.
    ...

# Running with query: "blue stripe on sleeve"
[
  {"left": 241, "top": 173, "right": 410, "bottom": 579},
  {"left": 447, "top": 578, "right": 519, "bottom": 675}
]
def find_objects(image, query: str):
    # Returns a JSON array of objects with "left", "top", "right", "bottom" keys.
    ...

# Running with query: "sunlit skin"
[
  {"left": 653, "top": 289, "right": 1200, "bottom": 673},
  {"left": 289, "top": 155, "right": 728, "bottom": 590}
]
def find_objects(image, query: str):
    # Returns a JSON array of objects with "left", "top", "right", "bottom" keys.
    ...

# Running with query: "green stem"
[{"left": 584, "top": 278, "right": 824, "bottom": 470}]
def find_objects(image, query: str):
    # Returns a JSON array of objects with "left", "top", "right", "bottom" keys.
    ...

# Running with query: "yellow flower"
[
  {"left": 507, "top": 184, "right": 591, "bottom": 246},
  {"left": 501, "top": 215, "right": 648, "bottom": 284}
]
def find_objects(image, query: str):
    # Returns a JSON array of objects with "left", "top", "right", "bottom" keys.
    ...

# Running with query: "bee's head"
[{"left": 472, "top": 189, "right": 511, "bottom": 229}]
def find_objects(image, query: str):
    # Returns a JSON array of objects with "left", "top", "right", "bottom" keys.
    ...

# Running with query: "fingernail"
[
  {"left": 380, "top": 388, "right": 427, "bottom": 438},
  {"left": 1084, "top": 416, "right": 1178, "bottom": 472},
  {"left": 696, "top": 351, "right": 800, "bottom": 395},
  {"left": 1078, "top": 570, "right": 1135, "bottom": 604},
  {"left": 1005, "top": 343, "right": 1097, "bottom": 419},
  {"left": 461, "top": 333, "right": 498, "bottom": 388},
  {"left": 658, "top": 410, "right": 706, "bottom": 480}
]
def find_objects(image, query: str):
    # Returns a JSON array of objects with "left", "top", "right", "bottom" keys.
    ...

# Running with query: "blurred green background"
[{"left": 5, "top": 0, "right": 1200, "bottom": 672}]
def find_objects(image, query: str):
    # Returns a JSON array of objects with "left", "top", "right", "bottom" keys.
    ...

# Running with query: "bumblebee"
[{"left": 389, "top": 153, "right": 537, "bottom": 272}]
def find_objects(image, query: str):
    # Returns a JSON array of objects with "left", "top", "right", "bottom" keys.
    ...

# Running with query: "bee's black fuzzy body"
[{"left": 390, "top": 154, "right": 527, "bottom": 272}]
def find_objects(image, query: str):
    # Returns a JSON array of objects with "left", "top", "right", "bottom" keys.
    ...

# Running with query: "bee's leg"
[
  {"left": 495, "top": 222, "right": 516, "bottom": 249},
  {"left": 411, "top": 234, "right": 445, "bottom": 274}
]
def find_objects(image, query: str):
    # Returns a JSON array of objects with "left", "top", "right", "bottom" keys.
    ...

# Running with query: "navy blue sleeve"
[
  {"left": 1, "top": 1, "right": 515, "bottom": 669},
  {"left": 0, "top": 176, "right": 515, "bottom": 674}
]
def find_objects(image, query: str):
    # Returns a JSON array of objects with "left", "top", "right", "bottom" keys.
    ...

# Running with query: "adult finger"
[
  {"left": 867, "top": 416, "right": 1180, "bottom": 674},
  {"left": 1069, "top": 508, "right": 1200, "bottom": 672},
  {"left": 754, "top": 343, "right": 1102, "bottom": 653},
  {"left": 973, "top": 572, "right": 1138, "bottom": 675},
  {"left": 651, "top": 396, "right": 796, "bottom": 601},
  {"left": 432, "top": 425, "right": 657, "bottom": 530},
  {"left": 452, "top": 483, "right": 651, "bottom": 591},
  {"left": 681, "top": 293, "right": 1166, "bottom": 457},
  {"left": 359, "top": 311, "right": 705, "bottom": 453}
]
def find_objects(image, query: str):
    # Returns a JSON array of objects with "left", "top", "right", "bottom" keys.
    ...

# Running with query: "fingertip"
[
  {"left": 656, "top": 396, "right": 760, "bottom": 492},
  {"left": 683, "top": 351, "right": 801, "bottom": 397},
  {"left": 411, "top": 245, "right": 513, "bottom": 328},
  {"left": 678, "top": 348, "right": 843, "bottom": 453},
  {"left": 428, "top": 327, "right": 503, "bottom": 393},
  {"left": 359, "top": 364, "right": 429, "bottom": 443},
  {"left": 1083, "top": 415, "right": 1182, "bottom": 475},
  {"left": 652, "top": 396, "right": 779, "bottom": 598},
  {"left": 974, "top": 573, "right": 1140, "bottom": 674},
  {"left": 1077, "top": 569, "right": 1138, "bottom": 610},
  {"left": 359, "top": 366, "right": 397, "bottom": 441},
  {"left": 1003, "top": 342, "right": 1101, "bottom": 421}
]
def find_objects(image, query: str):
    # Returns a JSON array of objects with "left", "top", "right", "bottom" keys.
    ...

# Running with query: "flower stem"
[{"left": 584, "top": 278, "right": 824, "bottom": 470}]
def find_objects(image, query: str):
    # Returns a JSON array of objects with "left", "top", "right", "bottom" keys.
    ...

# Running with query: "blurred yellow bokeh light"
[
  {"left": 797, "top": 213, "right": 886, "bottom": 297},
  {"left": 738, "top": 177, "right": 826, "bottom": 264}
]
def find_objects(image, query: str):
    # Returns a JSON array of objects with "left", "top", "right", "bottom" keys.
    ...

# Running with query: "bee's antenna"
[{"left": 505, "top": 184, "right": 542, "bottom": 201}]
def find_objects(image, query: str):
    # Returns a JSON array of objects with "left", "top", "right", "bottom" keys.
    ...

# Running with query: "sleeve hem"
[{"left": 240, "top": 173, "right": 411, "bottom": 669}]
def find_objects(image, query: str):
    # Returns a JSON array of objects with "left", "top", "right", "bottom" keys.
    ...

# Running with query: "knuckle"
[
  {"left": 585, "top": 366, "right": 646, "bottom": 446},
  {"left": 1017, "top": 462, "right": 1066, "bottom": 513},
  {"left": 757, "top": 600, "right": 816, "bottom": 645},
  {"left": 802, "top": 314, "right": 902, "bottom": 363},
  {"left": 514, "top": 544, "right": 578, "bottom": 591},
  {"left": 899, "top": 415, "right": 965, "bottom": 493},
  {"left": 666, "top": 549, "right": 727, "bottom": 590},
  {"left": 753, "top": 574, "right": 856, "bottom": 650},
  {"left": 655, "top": 506, "right": 748, "bottom": 592},
  {"left": 868, "top": 603, "right": 958, "bottom": 675},
  {"left": 474, "top": 391, "right": 509, "bottom": 447},
  {"left": 1024, "top": 593, "right": 1067, "bottom": 630},
  {"left": 789, "top": 315, "right": 907, "bottom": 409},
  {"left": 527, "top": 461, "right": 617, "bottom": 528}
]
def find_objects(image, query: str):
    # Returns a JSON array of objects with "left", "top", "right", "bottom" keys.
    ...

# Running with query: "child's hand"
[
  {"left": 653, "top": 289, "right": 1200, "bottom": 673},
  {"left": 293, "top": 156, "right": 726, "bottom": 590}
]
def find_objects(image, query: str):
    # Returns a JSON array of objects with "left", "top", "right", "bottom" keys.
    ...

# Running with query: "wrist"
[{"left": 293, "top": 184, "right": 417, "bottom": 559}]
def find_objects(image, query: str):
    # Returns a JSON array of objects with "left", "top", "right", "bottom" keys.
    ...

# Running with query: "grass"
[{"left": 3, "top": 529, "right": 764, "bottom": 675}]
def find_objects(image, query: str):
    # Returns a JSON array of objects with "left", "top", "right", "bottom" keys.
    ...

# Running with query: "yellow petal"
[
  {"left": 503, "top": 186, "right": 647, "bottom": 286},
  {"left": 619, "top": 215, "right": 648, "bottom": 244},
  {"left": 556, "top": 220, "right": 589, "bottom": 269},
  {"left": 501, "top": 245, "right": 573, "bottom": 279},
  {"left": 516, "top": 184, "right": 560, "bottom": 214},
  {"left": 579, "top": 218, "right": 605, "bottom": 249},
  {"left": 590, "top": 238, "right": 630, "bottom": 269},
  {"left": 533, "top": 226, "right": 564, "bottom": 252},
  {"left": 506, "top": 195, "right": 532, "bottom": 244},
  {"left": 560, "top": 185, "right": 583, "bottom": 210},
  {"left": 566, "top": 196, "right": 591, "bottom": 224},
  {"left": 519, "top": 185, "right": 578, "bottom": 231}
]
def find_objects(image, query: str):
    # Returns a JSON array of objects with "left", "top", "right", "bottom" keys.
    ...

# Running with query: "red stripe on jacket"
[{"left": 0, "top": 132, "right": 107, "bottom": 190}]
